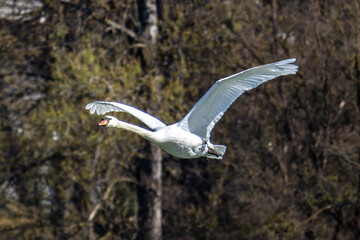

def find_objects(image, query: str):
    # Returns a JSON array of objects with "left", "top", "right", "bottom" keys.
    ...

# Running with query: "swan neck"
[{"left": 112, "top": 120, "right": 154, "bottom": 140}]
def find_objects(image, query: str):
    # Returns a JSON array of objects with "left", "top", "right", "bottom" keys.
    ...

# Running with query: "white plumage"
[{"left": 86, "top": 59, "right": 298, "bottom": 159}]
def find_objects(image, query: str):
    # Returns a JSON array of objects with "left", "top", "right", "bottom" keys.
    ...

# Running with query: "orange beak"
[{"left": 97, "top": 118, "right": 108, "bottom": 127}]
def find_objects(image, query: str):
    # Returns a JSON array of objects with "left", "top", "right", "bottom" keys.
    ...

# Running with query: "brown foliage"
[{"left": 0, "top": 0, "right": 359, "bottom": 239}]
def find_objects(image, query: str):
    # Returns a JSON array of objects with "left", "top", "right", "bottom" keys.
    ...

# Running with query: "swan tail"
[{"left": 205, "top": 145, "right": 227, "bottom": 159}]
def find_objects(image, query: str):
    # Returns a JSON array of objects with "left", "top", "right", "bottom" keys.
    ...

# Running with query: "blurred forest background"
[{"left": 0, "top": 0, "right": 359, "bottom": 239}]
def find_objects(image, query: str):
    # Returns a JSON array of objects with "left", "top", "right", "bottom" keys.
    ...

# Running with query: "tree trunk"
[
  {"left": 138, "top": 0, "right": 159, "bottom": 45},
  {"left": 355, "top": 55, "right": 360, "bottom": 199},
  {"left": 149, "top": 144, "right": 162, "bottom": 240},
  {"left": 136, "top": 1, "right": 162, "bottom": 240}
]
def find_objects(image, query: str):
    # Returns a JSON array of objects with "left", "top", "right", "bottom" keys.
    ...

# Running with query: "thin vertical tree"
[{"left": 136, "top": 1, "right": 162, "bottom": 239}]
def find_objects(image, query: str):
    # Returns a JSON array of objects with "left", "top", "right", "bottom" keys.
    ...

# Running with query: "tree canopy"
[{"left": 0, "top": 0, "right": 359, "bottom": 239}]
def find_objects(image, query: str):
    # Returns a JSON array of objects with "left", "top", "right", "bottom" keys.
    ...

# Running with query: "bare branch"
[
  {"left": 303, "top": 205, "right": 332, "bottom": 224},
  {"left": 87, "top": 177, "right": 140, "bottom": 222},
  {"left": 104, "top": 18, "right": 138, "bottom": 40}
]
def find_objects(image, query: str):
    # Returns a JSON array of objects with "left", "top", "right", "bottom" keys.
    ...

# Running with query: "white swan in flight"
[{"left": 86, "top": 59, "right": 298, "bottom": 159}]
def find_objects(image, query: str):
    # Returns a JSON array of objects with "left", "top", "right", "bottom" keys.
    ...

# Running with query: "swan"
[{"left": 86, "top": 59, "right": 298, "bottom": 159}]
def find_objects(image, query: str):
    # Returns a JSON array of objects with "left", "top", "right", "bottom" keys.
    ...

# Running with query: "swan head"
[{"left": 97, "top": 116, "right": 119, "bottom": 127}]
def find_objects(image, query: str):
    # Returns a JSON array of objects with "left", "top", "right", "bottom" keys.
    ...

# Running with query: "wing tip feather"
[
  {"left": 276, "top": 58, "right": 296, "bottom": 64},
  {"left": 85, "top": 103, "right": 93, "bottom": 110}
]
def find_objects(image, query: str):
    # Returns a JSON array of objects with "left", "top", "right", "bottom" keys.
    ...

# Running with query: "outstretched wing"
[
  {"left": 178, "top": 59, "right": 298, "bottom": 140},
  {"left": 85, "top": 101, "right": 166, "bottom": 130}
]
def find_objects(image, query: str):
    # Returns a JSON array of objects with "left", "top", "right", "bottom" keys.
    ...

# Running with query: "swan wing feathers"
[
  {"left": 85, "top": 101, "right": 166, "bottom": 130},
  {"left": 179, "top": 59, "right": 298, "bottom": 139}
]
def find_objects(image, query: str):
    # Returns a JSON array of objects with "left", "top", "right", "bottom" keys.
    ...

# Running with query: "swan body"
[
  {"left": 100, "top": 116, "right": 217, "bottom": 159},
  {"left": 86, "top": 59, "right": 298, "bottom": 159}
]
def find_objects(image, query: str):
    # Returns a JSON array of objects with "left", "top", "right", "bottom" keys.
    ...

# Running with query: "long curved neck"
[{"left": 111, "top": 119, "right": 155, "bottom": 141}]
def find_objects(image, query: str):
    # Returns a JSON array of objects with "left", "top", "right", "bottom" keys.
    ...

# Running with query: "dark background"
[{"left": 0, "top": 0, "right": 359, "bottom": 239}]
